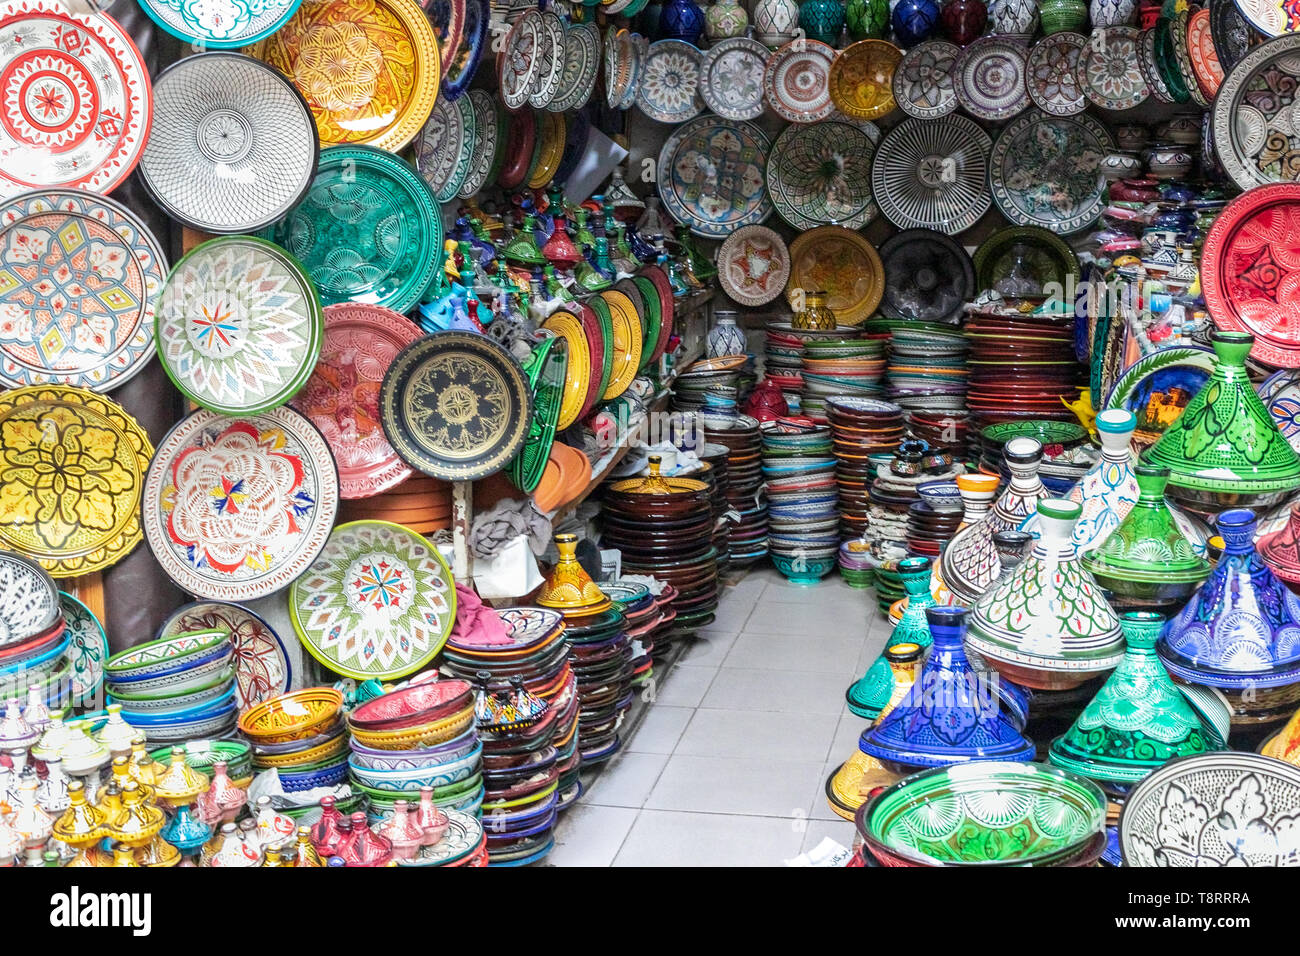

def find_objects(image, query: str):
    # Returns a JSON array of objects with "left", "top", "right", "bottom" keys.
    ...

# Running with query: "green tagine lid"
[{"left": 1048, "top": 612, "right": 1221, "bottom": 784}]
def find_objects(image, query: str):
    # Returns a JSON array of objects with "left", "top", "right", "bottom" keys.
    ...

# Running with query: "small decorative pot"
[
  {"left": 792, "top": 292, "right": 838, "bottom": 331},
  {"left": 988, "top": 0, "right": 1039, "bottom": 39},
  {"left": 1099, "top": 151, "right": 1143, "bottom": 181},
  {"left": 800, "top": 0, "right": 846, "bottom": 45},
  {"left": 704, "top": 0, "right": 749, "bottom": 39},
  {"left": 1090, "top": 0, "right": 1136, "bottom": 27},
  {"left": 892, "top": 0, "right": 941, "bottom": 46},
  {"left": 659, "top": 0, "right": 706, "bottom": 43},
  {"left": 845, "top": 0, "right": 890, "bottom": 38},
  {"left": 940, "top": 0, "right": 988, "bottom": 44},
  {"left": 753, "top": 0, "right": 800, "bottom": 47},
  {"left": 1037, "top": 0, "right": 1087, "bottom": 34},
  {"left": 1146, "top": 146, "right": 1194, "bottom": 180},
  {"left": 1113, "top": 124, "right": 1150, "bottom": 152},
  {"left": 707, "top": 311, "right": 747, "bottom": 357}
]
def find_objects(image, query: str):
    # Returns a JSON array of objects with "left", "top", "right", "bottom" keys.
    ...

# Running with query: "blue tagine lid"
[{"left": 858, "top": 606, "right": 1036, "bottom": 772}]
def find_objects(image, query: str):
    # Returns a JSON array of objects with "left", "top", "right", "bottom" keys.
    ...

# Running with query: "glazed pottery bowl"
[
  {"left": 917, "top": 481, "right": 962, "bottom": 512},
  {"left": 278, "top": 758, "right": 350, "bottom": 792},
  {"left": 349, "top": 728, "right": 480, "bottom": 770},
  {"left": 348, "top": 742, "right": 484, "bottom": 791},
  {"left": 114, "top": 681, "right": 236, "bottom": 719},
  {"left": 104, "top": 629, "right": 229, "bottom": 679},
  {"left": 348, "top": 707, "right": 475, "bottom": 751},
  {"left": 249, "top": 719, "right": 345, "bottom": 756},
  {"left": 238, "top": 688, "right": 345, "bottom": 743},
  {"left": 858, "top": 761, "right": 1107, "bottom": 867},
  {"left": 771, "top": 554, "right": 838, "bottom": 585},
  {"left": 103, "top": 650, "right": 234, "bottom": 696},
  {"left": 122, "top": 689, "right": 236, "bottom": 725},
  {"left": 348, "top": 679, "right": 475, "bottom": 731},
  {"left": 252, "top": 733, "right": 350, "bottom": 769},
  {"left": 105, "top": 666, "right": 235, "bottom": 710},
  {"left": 138, "top": 703, "right": 239, "bottom": 742},
  {"left": 150, "top": 739, "right": 252, "bottom": 779}
]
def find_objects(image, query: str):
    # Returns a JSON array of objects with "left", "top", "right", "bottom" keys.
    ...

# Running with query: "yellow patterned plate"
[
  {"left": 829, "top": 39, "right": 902, "bottom": 121},
  {"left": 598, "top": 290, "right": 643, "bottom": 401},
  {"left": 541, "top": 310, "right": 592, "bottom": 430},
  {"left": 786, "top": 226, "right": 885, "bottom": 325},
  {"left": 0, "top": 386, "right": 152, "bottom": 577},
  {"left": 246, "top": 0, "right": 441, "bottom": 153},
  {"left": 527, "top": 111, "right": 566, "bottom": 190}
]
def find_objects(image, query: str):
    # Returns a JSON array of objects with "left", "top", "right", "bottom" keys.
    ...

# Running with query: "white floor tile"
[
  {"left": 702, "top": 667, "right": 850, "bottom": 715},
  {"left": 829, "top": 713, "right": 869, "bottom": 763},
  {"left": 675, "top": 708, "right": 839, "bottom": 763},
  {"left": 740, "top": 598, "right": 873, "bottom": 637},
  {"left": 644, "top": 753, "right": 821, "bottom": 817},
  {"left": 725, "top": 630, "right": 865, "bottom": 675},
  {"left": 613, "top": 810, "right": 806, "bottom": 867},
  {"left": 797, "top": 817, "right": 858, "bottom": 859},
  {"left": 581, "top": 751, "right": 669, "bottom": 809},
  {"left": 646, "top": 662, "right": 716, "bottom": 707},
  {"left": 546, "top": 805, "right": 639, "bottom": 867},
  {"left": 623, "top": 704, "right": 694, "bottom": 755},
  {"left": 677, "top": 629, "right": 740, "bottom": 668}
]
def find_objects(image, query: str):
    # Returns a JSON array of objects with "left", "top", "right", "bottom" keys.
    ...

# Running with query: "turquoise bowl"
[{"left": 772, "top": 555, "right": 838, "bottom": 585}]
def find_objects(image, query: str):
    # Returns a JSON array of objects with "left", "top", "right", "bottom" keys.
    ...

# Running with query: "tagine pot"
[
  {"left": 845, "top": 636, "right": 926, "bottom": 720},
  {"left": 800, "top": 0, "right": 846, "bottom": 44},
  {"left": 704, "top": 0, "right": 749, "bottom": 39},
  {"left": 845, "top": 0, "right": 889, "bottom": 37},
  {"left": 939, "top": 0, "right": 987, "bottom": 44},
  {"left": 538, "top": 533, "right": 612, "bottom": 617}
]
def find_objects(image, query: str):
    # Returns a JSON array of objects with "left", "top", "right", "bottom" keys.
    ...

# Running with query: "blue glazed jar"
[
  {"left": 659, "top": 0, "right": 706, "bottom": 43},
  {"left": 890, "top": 0, "right": 940, "bottom": 47}
]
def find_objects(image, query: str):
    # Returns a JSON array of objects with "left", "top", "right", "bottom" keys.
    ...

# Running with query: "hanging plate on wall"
[
  {"left": 498, "top": 7, "right": 542, "bottom": 111},
  {"left": 426, "top": 0, "right": 466, "bottom": 80},
  {"left": 414, "top": 96, "right": 474, "bottom": 202},
  {"left": 459, "top": 90, "right": 503, "bottom": 199},
  {"left": 954, "top": 34, "right": 1030, "bottom": 121},
  {"left": 717, "top": 225, "right": 790, "bottom": 307},
  {"left": 138, "top": 0, "right": 303, "bottom": 46},
  {"left": 892, "top": 40, "right": 959, "bottom": 119},
  {"left": 441, "top": 0, "right": 488, "bottom": 100},
  {"left": 700, "top": 36, "right": 768, "bottom": 121},
  {"left": 636, "top": 39, "right": 704, "bottom": 123},
  {"left": 828, "top": 38, "right": 902, "bottom": 120},
  {"left": 59, "top": 592, "right": 108, "bottom": 707},
  {"left": 1077, "top": 25, "right": 1150, "bottom": 110},
  {"left": 871, "top": 115, "right": 992, "bottom": 234},
  {"left": 540, "top": 310, "right": 592, "bottom": 430},
  {"left": 656, "top": 114, "right": 772, "bottom": 238},
  {"left": 877, "top": 229, "right": 975, "bottom": 325},
  {"left": 1228, "top": 0, "right": 1298, "bottom": 38},
  {"left": 1212, "top": 0, "right": 1256, "bottom": 72},
  {"left": 786, "top": 226, "right": 884, "bottom": 326},
  {"left": 989, "top": 109, "right": 1112, "bottom": 234},
  {"left": 1025, "top": 31, "right": 1088, "bottom": 116},
  {"left": 767, "top": 121, "right": 878, "bottom": 230},
  {"left": 0, "top": 550, "right": 59, "bottom": 648},
  {"left": 1213, "top": 33, "right": 1300, "bottom": 191},
  {"left": 528, "top": 9, "right": 566, "bottom": 109},
  {"left": 1186, "top": 7, "right": 1225, "bottom": 100},
  {"left": 765, "top": 38, "right": 837, "bottom": 122},
  {"left": 550, "top": 20, "right": 601, "bottom": 112},
  {"left": 1138, "top": 25, "right": 1177, "bottom": 104}
]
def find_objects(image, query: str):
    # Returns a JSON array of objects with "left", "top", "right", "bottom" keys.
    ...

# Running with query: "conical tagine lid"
[{"left": 537, "top": 534, "right": 611, "bottom": 616}]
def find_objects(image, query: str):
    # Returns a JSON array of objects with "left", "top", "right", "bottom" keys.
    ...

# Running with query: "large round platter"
[
  {"left": 0, "top": 385, "right": 150, "bottom": 578},
  {"left": 142, "top": 405, "right": 339, "bottom": 601},
  {"left": 786, "top": 226, "right": 884, "bottom": 326},
  {"left": 1231, "top": 0, "right": 1294, "bottom": 38},
  {"left": 954, "top": 35, "right": 1030, "bottom": 121},
  {"left": 380, "top": 330, "right": 533, "bottom": 481},
  {"left": 656, "top": 115, "right": 772, "bottom": 238},
  {"left": 1186, "top": 7, "right": 1225, "bottom": 99},
  {"left": 1077, "top": 25, "right": 1149, "bottom": 110},
  {"left": 158, "top": 601, "right": 292, "bottom": 710},
  {"left": 138, "top": 0, "right": 301, "bottom": 46},
  {"left": 1214, "top": 33, "right": 1300, "bottom": 191},
  {"left": 291, "top": 303, "right": 422, "bottom": 499},
  {"left": 972, "top": 225, "right": 1081, "bottom": 298},
  {"left": 1102, "top": 346, "right": 1216, "bottom": 450},
  {"left": 636, "top": 39, "right": 703, "bottom": 124},
  {"left": 767, "top": 121, "right": 877, "bottom": 230},
  {"left": 267, "top": 145, "right": 442, "bottom": 316},
  {"left": 877, "top": 229, "right": 974, "bottom": 325},
  {"left": 989, "top": 109, "right": 1112, "bottom": 234},
  {"left": 528, "top": 10, "right": 566, "bottom": 109},
  {"left": 765, "top": 38, "right": 837, "bottom": 123},
  {"left": 717, "top": 225, "right": 790, "bottom": 307},
  {"left": 413, "top": 96, "right": 474, "bottom": 203},
  {"left": 550, "top": 21, "right": 600, "bottom": 113},
  {"left": 0, "top": 0, "right": 151, "bottom": 199},
  {"left": 551, "top": 107, "right": 589, "bottom": 189},
  {"left": 1213, "top": 0, "right": 1255, "bottom": 71},
  {"left": 58, "top": 591, "right": 107, "bottom": 705},
  {"left": 139, "top": 53, "right": 317, "bottom": 235},
  {"left": 427, "top": 0, "right": 466, "bottom": 80},
  {"left": 155, "top": 237, "right": 323, "bottom": 416},
  {"left": 1153, "top": 16, "right": 1193, "bottom": 103},
  {"left": 539, "top": 310, "right": 591, "bottom": 431},
  {"left": 441, "top": 0, "right": 487, "bottom": 100},
  {"left": 599, "top": 291, "right": 643, "bottom": 401},
  {"left": 1026, "top": 32, "right": 1087, "bottom": 116},
  {"left": 700, "top": 36, "right": 768, "bottom": 121},
  {"left": 827, "top": 38, "right": 901, "bottom": 121},
  {"left": 871, "top": 115, "right": 992, "bottom": 234},
  {"left": 290, "top": 520, "right": 456, "bottom": 680},
  {"left": 891, "top": 40, "right": 958, "bottom": 119},
  {"left": 248, "top": 0, "right": 439, "bottom": 152},
  {"left": 0, "top": 189, "right": 164, "bottom": 391},
  {"left": 1200, "top": 183, "right": 1300, "bottom": 367},
  {"left": 459, "top": 90, "right": 501, "bottom": 199}
]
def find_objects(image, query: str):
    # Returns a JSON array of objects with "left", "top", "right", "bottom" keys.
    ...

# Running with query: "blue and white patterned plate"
[{"left": 657, "top": 114, "right": 772, "bottom": 238}]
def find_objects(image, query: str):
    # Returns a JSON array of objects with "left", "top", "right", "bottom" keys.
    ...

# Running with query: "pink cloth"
[{"left": 449, "top": 584, "right": 512, "bottom": 647}]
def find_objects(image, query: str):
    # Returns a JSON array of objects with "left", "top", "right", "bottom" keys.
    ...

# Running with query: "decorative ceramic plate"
[
  {"left": 0, "top": 550, "right": 57, "bottom": 647},
  {"left": 413, "top": 96, "right": 472, "bottom": 203},
  {"left": 0, "top": 0, "right": 151, "bottom": 199},
  {"left": 636, "top": 39, "right": 703, "bottom": 124},
  {"left": 497, "top": 110, "right": 535, "bottom": 190},
  {"left": 1139, "top": 25, "right": 1176, "bottom": 104},
  {"left": 290, "top": 520, "right": 455, "bottom": 680},
  {"left": 765, "top": 38, "right": 837, "bottom": 123},
  {"left": 989, "top": 109, "right": 1112, "bottom": 234},
  {"left": 499, "top": 10, "right": 539, "bottom": 111},
  {"left": 139, "top": 53, "right": 317, "bottom": 235},
  {"left": 656, "top": 114, "right": 772, "bottom": 238},
  {"left": 526, "top": 111, "right": 564, "bottom": 190},
  {"left": 539, "top": 310, "right": 590, "bottom": 430},
  {"left": 551, "top": 106, "right": 589, "bottom": 188},
  {"left": 528, "top": 9, "right": 565, "bottom": 109},
  {"left": 891, "top": 40, "right": 958, "bottom": 119},
  {"left": 267, "top": 145, "right": 443, "bottom": 316},
  {"left": 1261, "top": 369, "right": 1300, "bottom": 452},
  {"left": 291, "top": 303, "right": 421, "bottom": 499},
  {"left": 399, "top": 808, "right": 482, "bottom": 865},
  {"left": 1077, "top": 26, "right": 1149, "bottom": 110},
  {"left": 1186, "top": 7, "right": 1225, "bottom": 100},
  {"left": 58, "top": 591, "right": 107, "bottom": 705},
  {"left": 248, "top": 0, "right": 439, "bottom": 152},
  {"left": 459, "top": 90, "right": 500, "bottom": 199},
  {"left": 786, "top": 226, "right": 884, "bottom": 326},
  {"left": 972, "top": 224, "right": 1081, "bottom": 297},
  {"left": 1153, "top": 16, "right": 1193, "bottom": 103},
  {"left": 1201, "top": 183, "right": 1300, "bottom": 367},
  {"left": 700, "top": 36, "right": 767, "bottom": 121},
  {"left": 717, "top": 225, "right": 790, "bottom": 307},
  {"left": 0, "top": 190, "right": 165, "bottom": 391},
  {"left": 440, "top": 0, "right": 487, "bottom": 100},
  {"left": 1213, "top": 34, "right": 1300, "bottom": 191},
  {"left": 380, "top": 330, "right": 533, "bottom": 481},
  {"left": 138, "top": 0, "right": 302, "bottom": 46},
  {"left": 0, "top": 385, "right": 151, "bottom": 577},
  {"left": 1026, "top": 32, "right": 1087, "bottom": 116},
  {"left": 877, "top": 229, "right": 974, "bottom": 325},
  {"left": 427, "top": 0, "right": 465, "bottom": 79},
  {"left": 155, "top": 237, "right": 323, "bottom": 415},
  {"left": 143, "top": 405, "right": 339, "bottom": 601},
  {"left": 1231, "top": 0, "right": 1295, "bottom": 37},
  {"left": 550, "top": 21, "right": 600, "bottom": 113},
  {"left": 1213, "top": 0, "right": 1255, "bottom": 72},
  {"left": 767, "top": 121, "right": 877, "bottom": 230},
  {"left": 1169, "top": 10, "right": 1208, "bottom": 107},
  {"left": 954, "top": 35, "right": 1030, "bottom": 121},
  {"left": 871, "top": 115, "right": 992, "bottom": 234},
  {"left": 599, "top": 290, "right": 642, "bottom": 401},
  {"left": 159, "top": 601, "right": 292, "bottom": 709},
  {"left": 1103, "top": 346, "right": 1216, "bottom": 450},
  {"left": 604, "top": 27, "right": 632, "bottom": 110}
]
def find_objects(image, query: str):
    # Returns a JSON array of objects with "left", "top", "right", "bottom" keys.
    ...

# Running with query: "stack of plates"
[
  {"left": 604, "top": 582, "right": 663, "bottom": 688},
  {"left": 337, "top": 474, "right": 453, "bottom": 536},
  {"left": 765, "top": 322, "right": 864, "bottom": 412},
  {"left": 240, "top": 688, "right": 350, "bottom": 794},
  {"left": 561, "top": 608, "right": 633, "bottom": 766},
  {"left": 965, "top": 308, "right": 1082, "bottom": 429},
  {"left": 980, "top": 420, "right": 1095, "bottom": 495},
  {"left": 799, "top": 338, "right": 888, "bottom": 422},
  {"left": 906, "top": 483, "right": 965, "bottom": 560},
  {"left": 702, "top": 416, "right": 767, "bottom": 566},
  {"left": 884, "top": 323, "right": 970, "bottom": 415},
  {"left": 674, "top": 356, "right": 750, "bottom": 420},
  {"left": 911, "top": 409, "right": 974, "bottom": 461},
  {"left": 762, "top": 421, "right": 838, "bottom": 584},
  {"left": 827, "top": 398, "right": 906, "bottom": 538},
  {"left": 106, "top": 630, "right": 238, "bottom": 742},
  {"left": 699, "top": 443, "right": 733, "bottom": 576},
  {"left": 0, "top": 552, "right": 72, "bottom": 709}
]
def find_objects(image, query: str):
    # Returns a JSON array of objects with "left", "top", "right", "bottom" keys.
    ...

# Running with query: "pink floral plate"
[
  {"left": 717, "top": 225, "right": 790, "bottom": 307},
  {"left": 158, "top": 600, "right": 292, "bottom": 710},
  {"left": 142, "top": 405, "right": 340, "bottom": 601},
  {"left": 764, "top": 38, "right": 836, "bottom": 123}
]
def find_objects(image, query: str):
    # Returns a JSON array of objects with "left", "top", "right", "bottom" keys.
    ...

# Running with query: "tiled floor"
[{"left": 547, "top": 566, "right": 892, "bottom": 867}]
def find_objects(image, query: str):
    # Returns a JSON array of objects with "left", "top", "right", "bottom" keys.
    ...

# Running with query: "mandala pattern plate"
[
  {"left": 0, "top": 550, "right": 57, "bottom": 647},
  {"left": 989, "top": 109, "right": 1112, "bottom": 234},
  {"left": 765, "top": 39, "right": 836, "bottom": 122},
  {"left": 550, "top": 21, "right": 599, "bottom": 113},
  {"left": 413, "top": 97, "right": 469, "bottom": 203},
  {"left": 459, "top": 89, "right": 500, "bottom": 199},
  {"left": 1077, "top": 26, "right": 1149, "bottom": 110},
  {"left": 380, "top": 330, "right": 533, "bottom": 481},
  {"left": 954, "top": 35, "right": 1030, "bottom": 121},
  {"left": 656, "top": 114, "right": 772, "bottom": 238},
  {"left": 267, "top": 145, "right": 443, "bottom": 315},
  {"left": 700, "top": 36, "right": 767, "bottom": 121},
  {"left": 139, "top": 0, "right": 302, "bottom": 46},
  {"left": 58, "top": 591, "right": 106, "bottom": 705},
  {"left": 142, "top": 405, "right": 340, "bottom": 601},
  {"left": 892, "top": 40, "right": 958, "bottom": 119},
  {"left": 247, "top": 0, "right": 439, "bottom": 152},
  {"left": 1187, "top": 7, "right": 1225, "bottom": 99},
  {"left": 156, "top": 236, "right": 323, "bottom": 416},
  {"left": 292, "top": 303, "right": 421, "bottom": 498},
  {"left": 1200, "top": 183, "right": 1300, "bottom": 368},
  {"left": 528, "top": 10, "right": 565, "bottom": 109},
  {"left": 439, "top": 0, "right": 485, "bottom": 100},
  {"left": 159, "top": 600, "right": 292, "bottom": 709},
  {"left": 1213, "top": 34, "right": 1300, "bottom": 192},
  {"left": 767, "top": 121, "right": 878, "bottom": 230},
  {"left": 1026, "top": 32, "right": 1087, "bottom": 116},
  {"left": 717, "top": 225, "right": 790, "bottom": 307},
  {"left": 827, "top": 38, "right": 901, "bottom": 121},
  {"left": 0, "top": 385, "right": 151, "bottom": 577},
  {"left": 0, "top": 0, "right": 152, "bottom": 199},
  {"left": 636, "top": 39, "right": 703, "bottom": 124},
  {"left": 498, "top": 10, "right": 541, "bottom": 112},
  {"left": 0, "top": 189, "right": 165, "bottom": 391},
  {"left": 139, "top": 52, "right": 318, "bottom": 234},
  {"left": 786, "top": 225, "right": 884, "bottom": 325},
  {"left": 871, "top": 115, "right": 993, "bottom": 233},
  {"left": 290, "top": 520, "right": 456, "bottom": 680}
]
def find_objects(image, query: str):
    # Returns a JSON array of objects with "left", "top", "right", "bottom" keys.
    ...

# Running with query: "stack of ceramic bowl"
[
  {"left": 883, "top": 324, "right": 970, "bottom": 416},
  {"left": 561, "top": 608, "right": 633, "bottom": 765},
  {"left": 337, "top": 474, "right": 453, "bottom": 536},
  {"left": 672, "top": 357, "right": 747, "bottom": 418},
  {"left": 764, "top": 326, "right": 810, "bottom": 410},
  {"left": 980, "top": 421, "right": 1096, "bottom": 496},
  {"left": 0, "top": 553, "right": 68, "bottom": 708},
  {"left": 761, "top": 421, "right": 838, "bottom": 584},
  {"left": 702, "top": 416, "right": 767, "bottom": 566},
  {"left": 827, "top": 398, "right": 906, "bottom": 538},
  {"left": 908, "top": 482, "right": 965, "bottom": 560},
  {"left": 837, "top": 540, "right": 876, "bottom": 588},
  {"left": 799, "top": 337, "right": 887, "bottom": 422},
  {"left": 105, "top": 630, "right": 237, "bottom": 742},
  {"left": 965, "top": 308, "right": 1082, "bottom": 430},
  {"left": 699, "top": 443, "right": 732, "bottom": 576},
  {"left": 604, "top": 582, "right": 662, "bottom": 689},
  {"left": 238, "top": 688, "right": 352, "bottom": 798},
  {"left": 910, "top": 410, "right": 973, "bottom": 462}
]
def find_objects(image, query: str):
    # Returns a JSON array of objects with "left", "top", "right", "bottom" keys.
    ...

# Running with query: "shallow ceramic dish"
[
  {"left": 103, "top": 649, "right": 235, "bottom": 699},
  {"left": 348, "top": 742, "right": 483, "bottom": 791},
  {"left": 348, "top": 708, "right": 476, "bottom": 751},
  {"left": 252, "top": 733, "right": 349, "bottom": 769},
  {"left": 119, "top": 686, "right": 237, "bottom": 724},
  {"left": 348, "top": 679, "right": 475, "bottom": 731},
  {"left": 141, "top": 710, "right": 239, "bottom": 743},
  {"left": 105, "top": 630, "right": 229, "bottom": 679},
  {"left": 107, "top": 670, "right": 235, "bottom": 712},
  {"left": 237, "top": 688, "right": 344, "bottom": 743}
]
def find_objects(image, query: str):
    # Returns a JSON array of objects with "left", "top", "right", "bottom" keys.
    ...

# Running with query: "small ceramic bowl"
[
  {"left": 348, "top": 707, "right": 475, "bottom": 751},
  {"left": 238, "top": 687, "right": 344, "bottom": 743},
  {"left": 105, "top": 629, "right": 229, "bottom": 678},
  {"left": 111, "top": 678, "right": 236, "bottom": 716},
  {"left": 917, "top": 481, "right": 962, "bottom": 513},
  {"left": 348, "top": 743, "right": 484, "bottom": 791},
  {"left": 121, "top": 687, "right": 237, "bottom": 725},
  {"left": 348, "top": 679, "right": 475, "bottom": 732},
  {"left": 771, "top": 554, "right": 838, "bottom": 585}
]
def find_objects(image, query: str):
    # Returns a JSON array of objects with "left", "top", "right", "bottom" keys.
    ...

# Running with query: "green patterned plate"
[
  {"left": 767, "top": 121, "right": 878, "bottom": 231},
  {"left": 59, "top": 592, "right": 108, "bottom": 707}
]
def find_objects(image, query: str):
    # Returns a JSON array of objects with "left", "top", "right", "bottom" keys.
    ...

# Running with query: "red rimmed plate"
[
  {"left": 1185, "top": 7, "right": 1223, "bottom": 101},
  {"left": 497, "top": 110, "right": 536, "bottom": 189},
  {"left": 639, "top": 265, "right": 675, "bottom": 362},
  {"left": 577, "top": 302, "right": 606, "bottom": 420}
]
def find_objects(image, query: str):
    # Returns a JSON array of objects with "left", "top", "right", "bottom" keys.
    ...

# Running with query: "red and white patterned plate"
[
  {"left": 764, "top": 38, "right": 836, "bottom": 123},
  {"left": 498, "top": 8, "right": 540, "bottom": 112},
  {"left": 1185, "top": 7, "right": 1224, "bottom": 101},
  {"left": 717, "top": 225, "right": 790, "bottom": 307}
]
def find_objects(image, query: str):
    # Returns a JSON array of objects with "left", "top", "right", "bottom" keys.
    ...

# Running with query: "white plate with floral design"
[
  {"left": 954, "top": 35, "right": 1030, "bottom": 122},
  {"left": 636, "top": 39, "right": 704, "bottom": 123},
  {"left": 764, "top": 38, "right": 836, "bottom": 123},
  {"left": 892, "top": 40, "right": 959, "bottom": 119},
  {"left": 717, "top": 225, "right": 790, "bottom": 307},
  {"left": 498, "top": 9, "right": 541, "bottom": 112},
  {"left": 528, "top": 9, "right": 566, "bottom": 109},
  {"left": 1026, "top": 32, "right": 1088, "bottom": 116},
  {"left": 700, "top": 36, "right": 768, "bottom": 121},
  {"left": 1077, "top": 26, "right": 1149, "bottom": 111}
]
